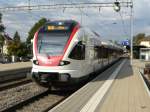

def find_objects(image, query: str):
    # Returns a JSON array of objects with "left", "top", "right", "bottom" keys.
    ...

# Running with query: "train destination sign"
[{"left": 47, "top": 25, "right": 68, "bottom": 31}]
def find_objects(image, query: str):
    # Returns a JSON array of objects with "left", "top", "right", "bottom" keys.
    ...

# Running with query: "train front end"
[{"left": 31, "top": 20, "right": 79, "bottom": 87}]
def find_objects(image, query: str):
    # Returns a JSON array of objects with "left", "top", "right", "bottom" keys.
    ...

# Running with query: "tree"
[
  {"left": 7, "top": 41, "right": 27, "bottom": 57},
  {"left": 13, "top": 31, "right": 21, "bottom": 43},
  {"left": 7, "top": 41, "right": 19, "bottom": 56},
  {"left": 0, "top": 13, "right": 5, "bottom": 48},
  {"left": 133, "top": 33, "right": 146, "bottom": 45},
  {"left": 0, "top": 13, "right": 5, "bottom": 60},
  {"left": 7, "top": 31, "right": 28, "bottom": 58},
  {"left": 17, "top": 42, "right": 28, "bottom": 57},
  {"left": 26, "top": 18, "right": 47, "bottom": 56},
  {"left": 0, "top": 13, "right": 2, "bottom": 23},
  {"left": 26, "top": 18, "right": 47, "bottom": 44},
  {"left": 0, "top": 13, "right": 5, "bottom": 32},
  {"left": 0, "top": 34, "right": 4, "bottom": 54},
  {"left": 0, "top": 34, "right": 4, "bottom": 46},
  {"left": 7, "top": 31, "right": 21, "bottom": 56}
]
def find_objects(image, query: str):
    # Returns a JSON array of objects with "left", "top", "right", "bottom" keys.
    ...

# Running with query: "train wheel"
[{"left": 32, "top": 76, "right": 50, "bottom": 88}]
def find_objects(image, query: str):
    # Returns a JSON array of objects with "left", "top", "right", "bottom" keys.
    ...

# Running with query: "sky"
[{"left": 0, "top": 0, "right": 149, "bottom": 42}]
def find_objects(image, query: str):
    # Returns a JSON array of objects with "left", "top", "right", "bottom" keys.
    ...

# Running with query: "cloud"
[
  {"left": 16, "top": 2, "right": 28, "bottom": 6},
  {"left": 0, "top": 0, "right": 148, "bottom": 41},
  {"left": 134, "top": 0, "right": 150, "bottom": 19}
]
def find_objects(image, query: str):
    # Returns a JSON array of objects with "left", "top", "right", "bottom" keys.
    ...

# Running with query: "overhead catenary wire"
[
  {"left": 65, "top": 0, "right": 131, "bottom": 40},
  {"left": 119, "top": 11, "right": 129, "bottom": 37},
  {"left": 1, "top": 0, "right": 133, "bottom": 42},
  {"left": 0, "top": 0, "right": 133, "bottom": 12},
  {"left": 66, "top": 0, "right": 106, "bottom": 38}
]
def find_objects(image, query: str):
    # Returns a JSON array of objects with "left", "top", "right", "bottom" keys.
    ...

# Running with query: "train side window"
[
  {"left": 94, "top": 46, "right": 99, "bottom": 59},
  {"left": 69, "top": 41, "right": 85, "bottom": 60},
  {"left": 102, "top": 48, "right": 108, "bottom": 58}
]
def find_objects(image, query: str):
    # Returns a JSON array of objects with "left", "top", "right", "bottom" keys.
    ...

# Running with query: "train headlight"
[
  {"left": 33, "top": 60, "right": 39, "bottom": 65},
  {"left": 59, "top": 60, "right": 70, "bottom": 66}
]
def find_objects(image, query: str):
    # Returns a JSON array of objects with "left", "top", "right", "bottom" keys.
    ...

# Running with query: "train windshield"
[{"left": 37, "top": 32, "right": 70, "bottom": 56}]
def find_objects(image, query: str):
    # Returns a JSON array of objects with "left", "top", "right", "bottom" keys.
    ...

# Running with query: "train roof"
[
  {"left": 101, "top": 41, "right": 123, "bottom": 50},
  {"left": 39, "top": 20, "right": 80, "bottom": 33},
  {"left": 45, "top": 20, "right": 79, "bottom": 27}
]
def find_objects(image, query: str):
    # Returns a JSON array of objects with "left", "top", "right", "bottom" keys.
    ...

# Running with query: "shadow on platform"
[{"left": 91, "top": 59, "right": 133, "bottom": 82}]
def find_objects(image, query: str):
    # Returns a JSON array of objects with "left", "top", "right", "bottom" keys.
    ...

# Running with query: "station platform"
[
  {"left": 49, "top": 59, "right": 150, "bottom": 112},
  {"left": 0, "top": 61, "right": 32, "bottom": 71}
]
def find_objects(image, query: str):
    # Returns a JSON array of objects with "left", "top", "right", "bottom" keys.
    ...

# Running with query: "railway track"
[
  {"left": 15, "top": 90, "right": 72, "bottom": 112},
  {"left": 0, "top": 60, "right": 122, "bottom": 112},
  {"left": 0, "top": 78, "right": 32, "bottom": 91},
  {"left": 0, "top": 82, "right": 46, "bottom": 112},
  {"left": 0, "top": 82, "right": 74, "bottom": 112}
]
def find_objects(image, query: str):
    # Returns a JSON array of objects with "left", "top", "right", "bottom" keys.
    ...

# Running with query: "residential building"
[
  {"left": 140, "top": 38, "right": 150, "bottom": 47},
  {"left": 0, "top": 33, "right": 13, "bottom": 62},
  {"left": 139, "top": 38, "right": 150, "bottom": 61}
]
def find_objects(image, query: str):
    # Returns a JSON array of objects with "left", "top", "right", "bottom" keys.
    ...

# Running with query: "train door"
[
  {"left": 68, "top": 41, "right": 85, "bottom": 68},
  {"left": 68, "top": 31, "right": 87, "bottom": 77},
  {"left": 86, "top": 38, "right": 95, "bottom": 73},
  {"left": 94, "top": 45, "right": 102, "bottom": 72}
]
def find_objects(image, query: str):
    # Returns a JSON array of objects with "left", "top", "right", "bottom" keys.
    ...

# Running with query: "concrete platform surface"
[
  {"left": 0, "top": 62, "right": 32, "bottom": 71},
  {"left": 49, "top": 59, "right": 150, "bottom": 112},
  {"left": 95, "top": 60, "right": 150, "bottom": 112}
]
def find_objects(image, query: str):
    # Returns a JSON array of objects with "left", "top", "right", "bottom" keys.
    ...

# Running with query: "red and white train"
[{"left": 31, "top": 20, "right": 123, "bottom": 88}]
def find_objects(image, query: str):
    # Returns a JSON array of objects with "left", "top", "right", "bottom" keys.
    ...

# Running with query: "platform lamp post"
[{"left": 113, "top": 1, "right": 133, "bottom": 64}]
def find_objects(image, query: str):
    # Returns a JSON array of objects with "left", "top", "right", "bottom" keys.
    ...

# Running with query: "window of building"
[{"left": 141, "top": 55, "right": 146, "bottom": 60}]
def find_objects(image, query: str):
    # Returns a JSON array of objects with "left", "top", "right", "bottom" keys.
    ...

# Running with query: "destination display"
[{"left": 47, "top": 25, "right": 69, "bottom": 31}]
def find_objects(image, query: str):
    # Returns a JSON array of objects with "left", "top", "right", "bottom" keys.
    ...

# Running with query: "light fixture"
[
  {"left": 113, "top": 2, "right": 121, "bottom": 12},
  {"left": 59, "top": 60, "right": 70, "bottom": 66}
]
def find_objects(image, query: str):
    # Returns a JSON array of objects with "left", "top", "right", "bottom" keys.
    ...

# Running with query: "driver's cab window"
[{"left": 69, "top": 41, "right": 85, "bottom": 60}]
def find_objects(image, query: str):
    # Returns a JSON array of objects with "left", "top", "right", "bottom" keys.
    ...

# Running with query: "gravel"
[
  {"left": 16, "top": 94, "right": 64, "bottom": 112},
  {"left": 0, "top": 82, "right": 47, "bottom": 111}
]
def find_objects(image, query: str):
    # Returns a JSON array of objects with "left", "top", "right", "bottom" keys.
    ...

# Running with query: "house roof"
[
  {"left": 141, "top": 37, "right": 150, "bottom": 41},
  {"left": 3, "top": 33, "right": 13, "bottom": 41}
]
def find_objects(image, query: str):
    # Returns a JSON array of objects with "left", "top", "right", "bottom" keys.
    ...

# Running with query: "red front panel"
[
  {"left": 37, "top": 55, "right": 63, "bottom": 66},
  {"left": 63, "top": 24, "right": 80, "bottom": 56},
  {"left": 33, "top": 23, "right": 80, "bottom": 66}
]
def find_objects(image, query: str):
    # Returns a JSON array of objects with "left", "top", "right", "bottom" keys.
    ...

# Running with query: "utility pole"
[
  {"left": 28, "top": 0, "right": 31, "bottom": 10},
  {"left": 130, "top": 3, "right": 133, "bottom": 65}
]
